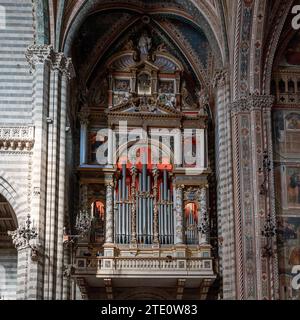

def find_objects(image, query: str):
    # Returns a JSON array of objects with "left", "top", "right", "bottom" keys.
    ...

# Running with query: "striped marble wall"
[
  {"left": 0, "top": 0, "right": 35, "bottom": 300},
  {"left": 0, "top": 0, "right": 33, "bottom": 125},
  {"left": 0, "top": 248, "right": 17, "bottom": 300}
]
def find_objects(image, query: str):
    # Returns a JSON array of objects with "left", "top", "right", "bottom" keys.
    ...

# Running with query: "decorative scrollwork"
[{"left": 8, "top": 214, "right": 39, "bottom": 259}]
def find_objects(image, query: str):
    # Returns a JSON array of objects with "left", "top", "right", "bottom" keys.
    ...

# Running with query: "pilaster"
[
  {"left": 213, "top": 69, "right": 236, "bottom": 299},
  {"left": 24, "top": 44, "right": 75, "bottom": 300},
  {"left": 230, "top": 95, "right": 279, "bottom": 300}
]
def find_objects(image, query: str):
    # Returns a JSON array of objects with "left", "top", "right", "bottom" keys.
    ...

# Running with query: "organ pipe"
[
  {"left": 114, "top": 165, "right": 175, "bottom": 245},
  {"left": 130, "top": 166, "right": 137, "bottom": 244},
  {"left": 152, "top": 166, "right": 159, "bottom": 244}
]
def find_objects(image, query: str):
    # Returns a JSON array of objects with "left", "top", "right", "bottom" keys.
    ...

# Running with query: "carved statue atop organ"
[{"left": 77, "top": 32, "right": 212, "bottom": 264}]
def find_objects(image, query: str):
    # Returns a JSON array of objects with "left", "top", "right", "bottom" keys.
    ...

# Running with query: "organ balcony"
[{"left": 73, "top": 163, "right": 215, "bottom": 285}]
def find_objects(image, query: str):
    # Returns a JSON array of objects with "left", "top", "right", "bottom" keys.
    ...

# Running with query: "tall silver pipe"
[
  {"left": 159, "top": 183, "right": 162, "bottom": 242},
  {"left": 127, "top": 185, "right": 130, "bottom": 244},
  {"left": 122, "top": 164, "right": 126, "bottom": 243},
  {"left": 125, "top": 184, "right": 128, "bottom": 243},
  {"left": 142, "top": 164, "right": 147, "bottom": 243},
  {"left": 161, "top": 182, "right": 165, "bottom": 244},
  {"left": 118, "top": 179, "right": 121, "bottom": 243},
  {"left": 114, "top": 189, "right": 118, "bottom": 243},
  {"left": 163, "top": 171, "right": 168, "bottom": 244},
  {"left": 147, "top": 175, "right": 151, "bottom": 243},
  {"left": 171, "top": 199, "right": 174, "bottom": 244},
  {"left": 152, "top": 167, "right": 159, "bottom": 244},
  {"left": 167, "top": 189, "right": 171, "bottom": 244},
  {"left": 130, "top": 166, "right": 137, "bottom": 244},
  {"left": 138, "top": 172, "right": 142, "bottom": 242},
  {"left": 149, "top": 177, "right": 153, "bottom": 240}
]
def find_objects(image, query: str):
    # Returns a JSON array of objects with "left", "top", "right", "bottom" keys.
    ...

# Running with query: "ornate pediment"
[{"left": 107, "top": 94, "right": 181, "bottom": 117}]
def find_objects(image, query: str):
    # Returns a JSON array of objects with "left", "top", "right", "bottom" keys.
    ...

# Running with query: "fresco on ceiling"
[
  {"left": 88, "top": 22, "right": 201, "bottom": 98},
  {"left": 74, "top": 12, "right": 133, "bottom": 66},
  {"left": 166, "top": 18, "right": 210, "bottom": 68},
  {"left": 277, "top": 216, "right": 300, "bottom": 300}
]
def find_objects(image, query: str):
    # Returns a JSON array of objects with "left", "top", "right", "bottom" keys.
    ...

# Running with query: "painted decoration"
[
  {"left": 286, "top": 167, "right": 300, "bottom": 207},
  {"left": 277, "top": 217, "right": 300, "bottom": 300}
]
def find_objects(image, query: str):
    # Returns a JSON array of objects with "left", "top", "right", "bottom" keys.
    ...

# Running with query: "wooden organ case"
[{"left": 75, "top": 34, "right": 215, "bottom": 290}]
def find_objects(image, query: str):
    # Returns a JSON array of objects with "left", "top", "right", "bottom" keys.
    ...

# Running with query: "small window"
[
  {"left": 279, "top": 79, "right": 286, "bottom": 93},
  {"left": 271, "top": 79, "right": 276, "bottom": 95},
  {"left": 288, "top": 80, "right": 295, "bottom": 93},
  {"left": 297, "top": 80, "right": 300, "bottom": 92}
]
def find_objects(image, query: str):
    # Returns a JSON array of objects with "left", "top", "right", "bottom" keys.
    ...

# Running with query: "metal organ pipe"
[
  {"left": 147, "top": 175, "right": 151, "bottom": 244},
  {"left": 130, "top": 166, "right": 137, "bottom": 244},
  {"left": 142, "top": 164, "right": 147, "bottom": 244},
  {"left": 121, "top": 164, "right": 126, "bottom": 244},
  {"left": 125, "top": 182, "right": 129, "bottom": 243},
  {"left": 159, "top": 182, "right": 163, "bottom": 243},
  {"left": 114, "top": 165, "right": 175, "bottom": 245},
  {"left": 163, "top": 170, "right": 168, "bottom": 244},
  {"left": 138, "top": 172, "right": 142, "bottom": 243},
  {"left": 167, "top": 189, "right": 171, "bottom": 244},
  {"left": 118, "top": 179, "right": 121, "bottom": 243},
  {"left": 152, "top": 167, "right": 159, "bottom": 244}
]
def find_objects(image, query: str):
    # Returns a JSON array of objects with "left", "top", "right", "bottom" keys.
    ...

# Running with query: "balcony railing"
[{"left": 74, "top": 256, "right": 215, "bottom": 278}]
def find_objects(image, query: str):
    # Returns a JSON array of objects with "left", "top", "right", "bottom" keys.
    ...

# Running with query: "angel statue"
[
  {"left": 138, "top": 33, "right": 152, "bottom": 56},
  {"left": 196, "top": 89, "right": 209, "bottom": 116}
]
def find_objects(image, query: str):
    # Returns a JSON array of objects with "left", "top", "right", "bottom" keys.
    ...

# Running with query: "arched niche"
[{"left": 0, "top": 194, "right": 18, "bottom": 300}]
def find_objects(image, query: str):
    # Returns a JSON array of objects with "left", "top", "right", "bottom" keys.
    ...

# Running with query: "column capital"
[
  {"left": 78, "top": 109, "right": 90, "bottom": 125},
  {"left": 230, "top": 95, "right": 274, "bottom": 115},
  {"left": 25, "top": 44, "right": 75, "bottom": 79},
  {"left": 52, "top": 52, "right": 75, "bottom": 79},
  {"left": 212, "top": 69, "right": 229, "bottom": 88},
  {"left": 25, "top": 44, "right": 54, "bottom": 70},
  {"left": 104, "top": 174, "right": 115, "bottom": 187}
]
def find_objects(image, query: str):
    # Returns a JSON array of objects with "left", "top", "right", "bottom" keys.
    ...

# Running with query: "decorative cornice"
[
  {"left": 25, "top": 45, "right": 75, "bottom": 79},
  {"left": 212, "top": 69, "right": 229, "bottom": 88},
  {"left": 52, "top": 52, "right": 76, "bottom": 79},
  {"left": 230, "top": 95, "right": 274, "bottom": 115},
  {"left": 0, "top": 126, "right": 34, "bottom": 151},
  {"left": 78, "top": 108, "right": 90, "bottom": 125}
]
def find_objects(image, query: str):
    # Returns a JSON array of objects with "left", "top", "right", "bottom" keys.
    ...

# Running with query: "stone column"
[
  {"left": 25, "top": 45, "right": 75, "bottom": 300},
  {"left": 25, "top": 44, "right": 54, "bottom": 300},
  {"left": 105, "top": 181, "right": 114, "bottom": 244},
  {"left": 174, "top": 185, "right": 184, "bottom": 245},
  {"left": 198, "top": 186, "right": 209, "bottom": 245},
  {"left": 231, "top": 95, "right": 279, "bottom": 300},
  {"left": 55, "top": 55, "right": 74, "bottom": 299},
  {"left": 8, "top": 214, "right": 39, "bottom": 300},
  {"left": 213, "top": 69, "right": 236, "bottom": 299},
  {"left": 79, "top": 110, "right": 89, "bottom": 165}
]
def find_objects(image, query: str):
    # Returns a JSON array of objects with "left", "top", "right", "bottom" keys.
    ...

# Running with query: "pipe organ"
[
  {"left": 114, "top": 164, "right": 174, "bottom": 245},
  {"left": 76, "top": 33, "right": 214, "bottom": 287}
]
